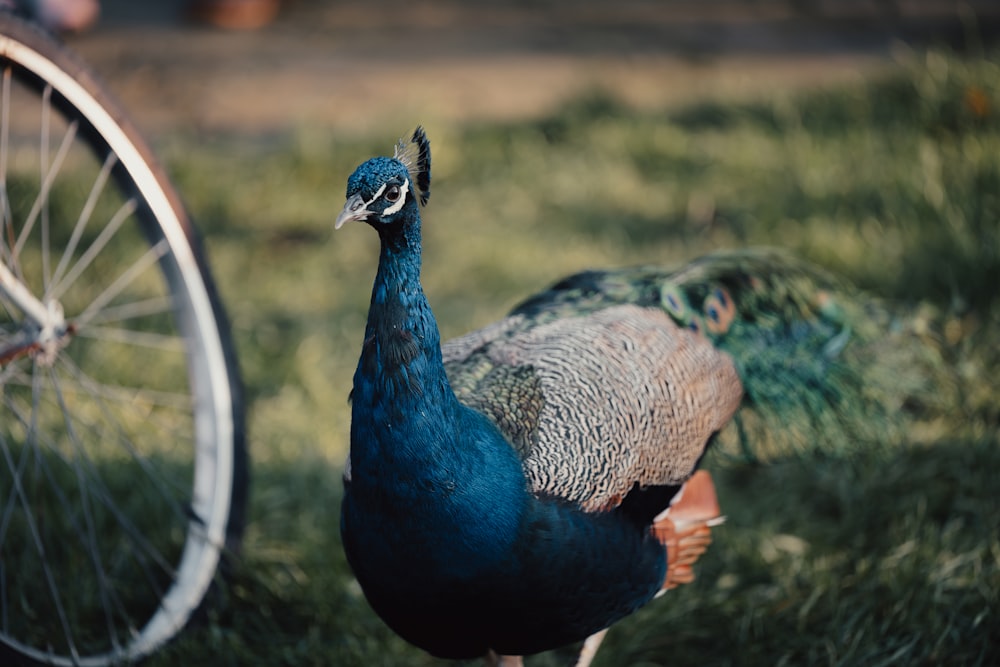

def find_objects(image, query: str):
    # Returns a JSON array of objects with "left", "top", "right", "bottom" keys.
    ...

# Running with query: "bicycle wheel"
[{"left": 0, "top": 11, "right": 247, "bottom": 666}]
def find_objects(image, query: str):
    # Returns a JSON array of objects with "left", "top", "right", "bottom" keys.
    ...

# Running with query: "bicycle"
[{"left": 0, "top": 7, "right": 247, "bottom": 666}]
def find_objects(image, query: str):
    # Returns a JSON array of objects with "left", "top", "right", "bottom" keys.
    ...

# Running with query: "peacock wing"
[{"left": 442, "top": 303, "right": 743, "bottom": 512}]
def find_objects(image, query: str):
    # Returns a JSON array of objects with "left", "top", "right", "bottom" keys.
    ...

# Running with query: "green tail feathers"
[{"left": 511, "top": 248, "right": 956, "bottom": 462}]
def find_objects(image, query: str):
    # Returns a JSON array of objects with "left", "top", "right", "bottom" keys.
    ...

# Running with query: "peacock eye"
[{"left": 385, "top": 184, "right": 401, "bottom": 202}]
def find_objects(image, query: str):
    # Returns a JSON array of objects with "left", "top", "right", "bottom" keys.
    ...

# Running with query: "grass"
[{"left": 128, "top": 47, "right": 1000, "bottom": 665}]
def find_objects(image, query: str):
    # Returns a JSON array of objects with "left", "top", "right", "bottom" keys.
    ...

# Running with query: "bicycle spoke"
[
  {"left": 1, "top": 560, "right": 7, "bottom": 635},
  {"left": 57, "top": 354, "right": 196, "bottom": 475},
  {"left": 48, "top": 366, "right": 124, "bottom": 651},
  {"left": 0, "top": 403, "right": 36, "bottom": 549},
  {"left": 40, "top": 85, "right": 51, "bottom": 291},
  {"left": 1, "top": 395, "right": 164, "bottom": 656},
  {"left": 74, "top": 238, "right": 169, "bottom": 328},
  {"left": 3, "top": 365, "right": 189, "bottom": 574},
  {"left": 1, "top": 368, "right": 195, "bottom": 413},
  {"left": 85, "top": 294, "right": 174, "bottom": 325},
  {"left": 0, "top": 354, "right": 25, "bottom": 383},
  {"left": 74, "top": 325, "right": 186, "bottom": 352},
  {"left": 0, "top": 66, "right": 11, "bottom": 270},
  {"left": 2, "top": 393, "right": 96, "bottom": 548},
  {"left": 47, "top": 151, "right": 118, "bottom": 299},
  {"left": 3, "top": 386, "right": 185, "bottom": 575},
  {"left": 0, "top": 368, "right": 80, "bottom": 660},
  {"left": 0, "top": 410, "right": 112, "bottom": 640},
  {"left": 47, "top": 196, "right": 138, "bottom": 304},
  {"left": 13, "top": 113, "right": 78, "bottom": 259},
  {"left": 0, "top": 298, "right": 16, "bottom": 322}
]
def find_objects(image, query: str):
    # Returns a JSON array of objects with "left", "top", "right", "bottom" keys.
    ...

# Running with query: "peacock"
[{"left": 336, "top": 127, "right": 947, "bottom": 666}]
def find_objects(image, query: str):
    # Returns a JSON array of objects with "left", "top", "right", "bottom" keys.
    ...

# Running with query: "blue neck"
[
  {"left": 352, "top": 214, "right": 452, "bottom": 457},
  {"left": 347, "top": 209, "right": 526, "bottom": 566}
]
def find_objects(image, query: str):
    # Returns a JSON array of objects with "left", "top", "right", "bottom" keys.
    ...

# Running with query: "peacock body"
[{"left": 336, "top": 128, "right": 945, "bottom": 664}]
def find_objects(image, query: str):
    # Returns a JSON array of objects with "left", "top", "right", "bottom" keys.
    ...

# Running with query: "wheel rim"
[{"left": 0, "top": 28, "right": 234, "bottom": 666}]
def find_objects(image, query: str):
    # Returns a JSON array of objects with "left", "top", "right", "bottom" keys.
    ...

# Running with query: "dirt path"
[{"left": 69, "top": 0, "right": 998, "bottom": 138}]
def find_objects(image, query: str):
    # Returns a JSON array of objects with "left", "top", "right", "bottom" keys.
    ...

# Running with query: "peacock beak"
[{"left": 335, "top": 193, "right": 370, "bottom": 229}]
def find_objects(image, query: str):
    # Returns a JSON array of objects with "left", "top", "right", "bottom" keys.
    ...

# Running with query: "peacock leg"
[
  {"left": 574, "top": 628, "right": 609, "bottom": 667},
  {"left": 485, "top": 650, "right": 524, "bottom": 666}
]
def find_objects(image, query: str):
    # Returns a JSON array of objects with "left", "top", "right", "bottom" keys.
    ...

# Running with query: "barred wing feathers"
[{"left": 443, "top": 304, "right": 743, "bottom": 511}]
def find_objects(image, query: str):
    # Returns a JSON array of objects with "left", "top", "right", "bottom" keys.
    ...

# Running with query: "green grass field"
[{"left": 146, "top": 47, "right": 999, "bottom": 666}]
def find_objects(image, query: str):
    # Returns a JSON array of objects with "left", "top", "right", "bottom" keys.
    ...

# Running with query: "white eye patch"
[
  {"left": 366, "top": 183, "right": 388, "bottom": 205},
  {"left": 382, "top": 178, "right": 409, "bottom": 216}
]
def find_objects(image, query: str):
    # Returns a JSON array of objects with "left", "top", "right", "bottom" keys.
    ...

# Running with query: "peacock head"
[{"left": 335, "top": 126, "right": 431, "bottom": 230}]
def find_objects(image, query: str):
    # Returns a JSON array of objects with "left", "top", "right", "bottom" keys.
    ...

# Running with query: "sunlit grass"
[{"left": 139, "top": 48, "right": 1000, "bottom": 665}]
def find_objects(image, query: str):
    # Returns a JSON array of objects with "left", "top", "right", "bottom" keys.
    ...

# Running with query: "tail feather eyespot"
[
  {"left": 703, "top": 286, "right": 736, "bottom": 335},
  {"left": 660, "top": 284, "right": 688, "bottom": 319}
]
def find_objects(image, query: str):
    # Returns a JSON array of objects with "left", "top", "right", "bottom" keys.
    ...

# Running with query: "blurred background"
[
  {"left": 76, "top": 0, "right": 1000, "bottom": 136},
  {"left": 52, "top": 1, "right": 1000, "bottom": 664}
]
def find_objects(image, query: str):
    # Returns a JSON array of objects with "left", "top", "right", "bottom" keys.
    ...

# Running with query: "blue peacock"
[{"left": 336, "top": 128, "right": 947, "bottom": 666}]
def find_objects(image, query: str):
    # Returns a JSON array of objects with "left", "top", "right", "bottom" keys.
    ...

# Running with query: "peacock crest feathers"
[{"left": 393, "top": 126, "right": 431, "bottom": 206}]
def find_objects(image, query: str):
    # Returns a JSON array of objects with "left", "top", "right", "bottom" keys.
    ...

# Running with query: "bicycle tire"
[{"left": 0, "top": 11, "right": 247, "bottom": 666}]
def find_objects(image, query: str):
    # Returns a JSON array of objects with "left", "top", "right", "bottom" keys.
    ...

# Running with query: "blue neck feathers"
[
  {"left": 345, "top": 207, "right": 526, "bottom": 575},
  {"left": 360, "top": 217, "right": 440, "bottom": 402}
]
